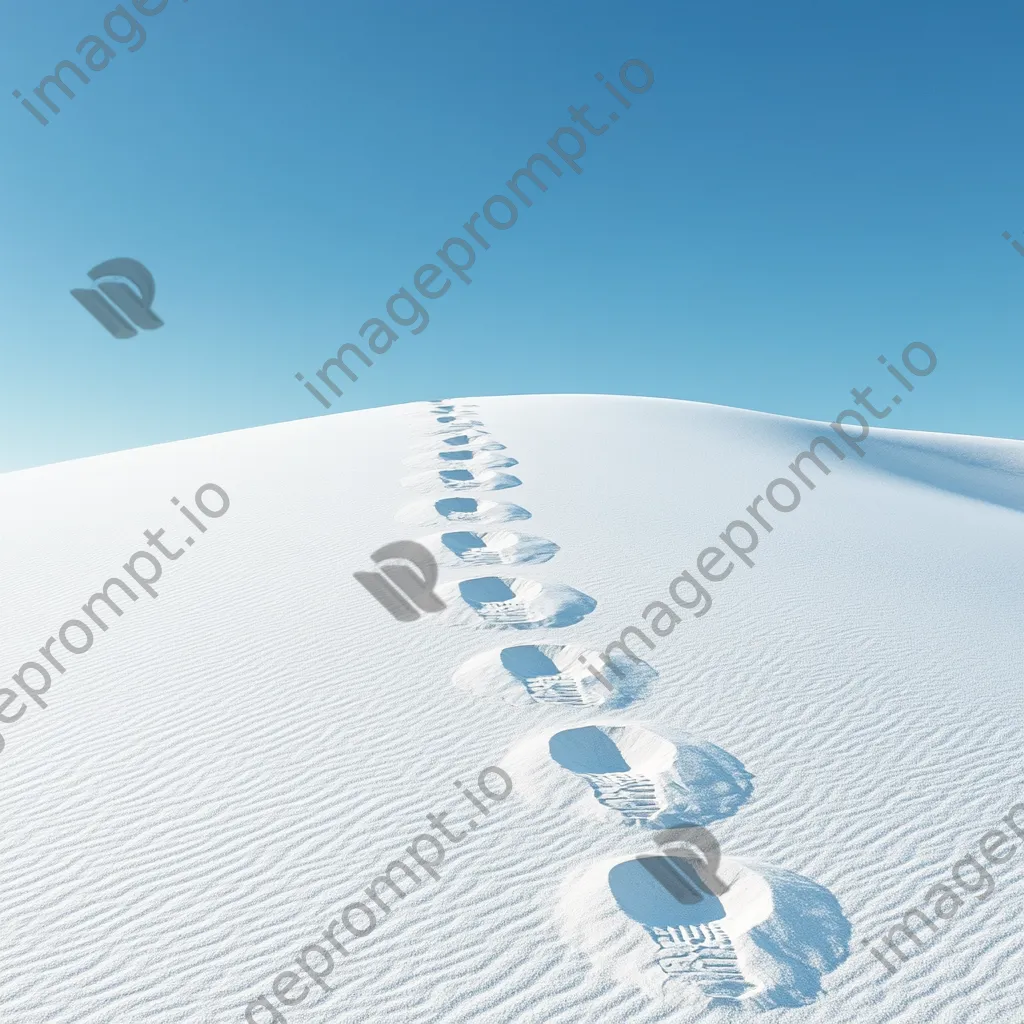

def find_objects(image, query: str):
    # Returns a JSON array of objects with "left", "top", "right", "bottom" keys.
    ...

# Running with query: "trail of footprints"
[{"left": 391, "top": 401, "right": 847, "bottom": 1008}]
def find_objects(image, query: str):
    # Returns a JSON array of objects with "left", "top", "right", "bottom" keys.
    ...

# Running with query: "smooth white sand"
[{"left": 0, "top": 395, "right": 1020, "bottom": 1023}]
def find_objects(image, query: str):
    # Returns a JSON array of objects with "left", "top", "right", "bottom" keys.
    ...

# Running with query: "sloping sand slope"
[{"left": 0, "top": 395, "right": 1020, "bottom": 1023}]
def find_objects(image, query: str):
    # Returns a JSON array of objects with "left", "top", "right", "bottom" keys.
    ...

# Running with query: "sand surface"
[{"left": 0, "top": 394, "right": 1020, "bottom": 1023}]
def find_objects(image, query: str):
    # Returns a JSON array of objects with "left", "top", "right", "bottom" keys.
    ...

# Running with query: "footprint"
[
  {"left": 427, "top": 401, "right": 477, "bottom": 414},
  {"left": 505, "top": 724, "right": 753, "bottom": 827},
  {"left": 403, "top": 450, "right": 519, "bottom": 470},
  {"left": 427, "top": 418, "right": 484, "bottom": 433},
  {"left": 441, "top": 449, "right": 515, "bottom": 466},
  {"left": 395, "top": 497, "right": 532, "bottom": 528},
  {"left": 453, "top": 643, "right": 655, "bottom": 707},
  {"left": 457, "top": 643, "right": 607, "bottom": 705},
  {"left": 611, "top": 856, "right": 758, "bottom": 998},
  {"left": 550, "top": 727, "right": 664, "bottom": 824},
  {"left": 559, "top": 852, "right": 849, "bottom": 1008},
  {"left": 425, "top": 530, "right": 558, "bottom": 567},
  {"left": 415, "top": 432, "right": 505, "bottom": 452},
  {"left": 431, "top": 498, "right": 529, "bottom": 522},
  {"left": 435, "top": 576, "right": 596, "bottom": 629},
  {"left": 412, "top": 433, "right": 505, "bottom": 455},
  {"left": 400, "top": 468, "right": 522, "bottom": 493}
]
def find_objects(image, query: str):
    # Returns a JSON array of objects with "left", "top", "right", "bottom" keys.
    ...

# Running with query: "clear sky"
[{"left": 2, "top": 0, "right": 1023, "bottom": 472}]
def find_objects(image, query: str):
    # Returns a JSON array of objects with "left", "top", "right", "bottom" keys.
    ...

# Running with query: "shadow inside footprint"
[
  {"left": 545, "top": 724, "right": 753, "bottom": 826},
  {"left": 428, "top": 469, "right": 521, "bottom": 491},
  {"left": 460, "top": 577, "right": 517, "bottom": 605},
  {"left": 550, "top": 725, "right": 631, "bottom": 774},
  {"left": 453, "top": 644, "right": 642, "bottom": 707},
  {"left": 609, "top": 857, "right": 756, "bottom": 998},
  {"left": 436, "top": 498, "right": 481, "bottom": 517},
  {"left": 499, "top": 643, "right": 598, "bottom": 700},
  {"left": 427, "top": 418, "right": 485, "bottom": 436},
  {"left": 433, "top": 433, "right": 504, "bottom": 451},
  {"left": 558, "top": 847, "right": 849, "bottom": 1009},
  {"left": 500, "top": 645, "right": 561, "bottom": 678},
  {"left": 454, "top": 576, "right": 595, "bottom": 628},
  {"left": 499, "top": 646, "right": 645, "bottom": 706},
  {"left": 425, "top": 449, "right": 517, "bottom": 470},
  {"left": 439, "top": 530, "right": 558, "bottom": 566},
  {"left": 548, "top": 726, "right": 661, "bottom": 823},
  {"left": 433, "top": 498, "right": 532, "bottom": 523},
  {"left": 443, "top": 531, "right": 488, "bottom": 556},
  {"left": 610, "top": 857, "right": 722, "bottom": 926}
]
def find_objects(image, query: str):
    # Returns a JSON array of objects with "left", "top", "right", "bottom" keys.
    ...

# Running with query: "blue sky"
[{"left": 2, "top": 0, "right": 1023, "bottom": 472}]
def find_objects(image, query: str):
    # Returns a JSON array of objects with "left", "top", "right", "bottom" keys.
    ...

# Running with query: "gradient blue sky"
[{"left": 2, "top": 0, "right": 1023, "bottom": 472}]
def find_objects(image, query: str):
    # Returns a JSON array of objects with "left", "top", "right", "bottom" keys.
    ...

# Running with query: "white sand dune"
[{"left": 0, "top": 394, "right": 1021, "bottom": 1024}]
